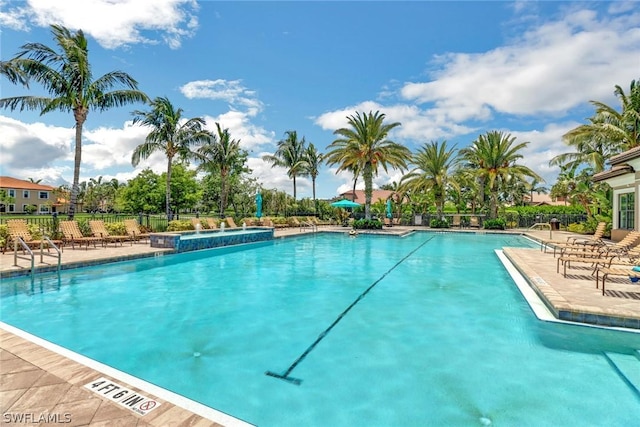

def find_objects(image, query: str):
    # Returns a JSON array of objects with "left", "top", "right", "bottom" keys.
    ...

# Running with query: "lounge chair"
[
  {"left": 59, "top": 220, "right": 102, "bottom": 249},
  {"left": 392, "top": 217, "right": 400, "bottom": 226},
  {"left": 384, "top": 218, "right": 392, "bottom": 227},
  {"left": 89, "top": 220, "right": 131, "bottom": 247},
  {"left": 224, "top": 217, "right": 238, "bottom": 228},
  {"left": 124, "top": 219, "right": 151, "bottom": 243},
  {"left": 541, "top": 221, "right": 607, "bottom": 254},
  {"left": 451, "top": 215, "right": 462, "bottom": 228},
  {"left": 261, "top": 217, "right": 273, "bottom": 227},
  {"left": 6, "top": 219, "right": 63, "bottom": 253},
  {"left": 595, "top": 266, "right": 640, "bottom": 296},
  {"left": 556, "top": 231, "right": 640, "bottom": 276},
  {"left": 469, "top": 216, "right": 480, "bottom": 228},
  {"left": 205, "top": 218, "right": 218, "bottom": 229}
]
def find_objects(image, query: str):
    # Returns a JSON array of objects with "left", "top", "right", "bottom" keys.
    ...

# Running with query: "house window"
[
  {"left": 39, "top": 204, "right": 50, "bottom": 214},
  {"left": 23, "top": 190, "right": 30, "bottom": 198},
  {"left": 8, "top": 204, "right": 15, "bottom": 212},
  {"left": 8, "top": 189, "right": 15, "bottom": 197},
  {"left": 39, "top": 191, "right": 49, "bottom": 199},
  {"left": 618, "top": 192, "right": 635, "bottom": 230}
]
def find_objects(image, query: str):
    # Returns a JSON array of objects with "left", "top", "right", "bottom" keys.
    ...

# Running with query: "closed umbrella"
[
  {"left": 386, "top": 199, "right": 392, "bottom": 218},
  {"left": 255, "top": 193, "right": 262, "bottom": 219}
]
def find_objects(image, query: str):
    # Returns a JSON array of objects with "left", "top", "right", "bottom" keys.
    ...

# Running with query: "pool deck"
[{"left": 1, "top": 226, "right": 639, "bottom": 426}]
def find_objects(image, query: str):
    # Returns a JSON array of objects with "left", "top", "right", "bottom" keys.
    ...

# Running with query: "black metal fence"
[{"left": 409, "top": 213, "right": 588, "bottom": 228}]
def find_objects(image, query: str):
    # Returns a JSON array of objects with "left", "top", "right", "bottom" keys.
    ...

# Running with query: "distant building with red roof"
[
  {"left": 0, "top": 176, "right": 62, "bottom": 214},
  {"left": 339, "top": 189, "right": 395, "bottom": 205}
]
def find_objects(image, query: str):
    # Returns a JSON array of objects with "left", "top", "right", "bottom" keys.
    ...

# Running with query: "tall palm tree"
[
  {"left": 131, "top": 96, "right": 211, "bottom": 218},
  {"left": 196, "top": 122, "right": 246, "bottom": 217},
  {"left": 552, "top": 79, "right": 640, "bottom": 172},
  {"left": 0, "top": 25, "right": 148, "bottom": 219},
  {"left": 325, "top": 110, "right": 411, "bottom": 219},
  {"left": 400, "top": 141, "right": 456, "bottom": 218},
  {"left": 263, "top": 130, "right": 308, "bottom": 200},
  {"left": 304, "top": 143, "right": 323, "bottom": 213},
  {"left": 459, "top": 130, "right": 541, "bottom": 219}
]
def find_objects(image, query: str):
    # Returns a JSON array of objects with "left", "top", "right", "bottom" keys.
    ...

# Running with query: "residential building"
[
  {"left": 593, "top": 146, "right": 640, "bottom": 241},
  {"left": 0, "top": 176, "right": 59, "bottom": 214},
  {"left": 339, "top": 189, "right": 395, "bottom": 205}
]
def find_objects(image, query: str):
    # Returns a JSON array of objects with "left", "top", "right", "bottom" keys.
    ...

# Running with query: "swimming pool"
[{"left": 1, "top": 232, "right": 639, "bottom": 426}]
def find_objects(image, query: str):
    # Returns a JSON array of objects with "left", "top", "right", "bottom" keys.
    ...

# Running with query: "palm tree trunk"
[
  {"left": 220, "top": 171, "right": 229, "bottom": 218},
  {"left": 166, "top": 158, "right": 172, "bottom": 219},
  {"left": 352, "top": 175, "right": 357, "bottom": 202},
  {"left": 312, "top": 177, "right": 317, "bottom": 214},
  {"left": 292, "top": 175, "right": 297, "bottom": 200},
  {"left": 490, "top": 191, "right": 498, "bottom": 219},
  {"left": 68, "top": 112, "right": 86, "bottom": 219},
  {"left": 363, "top": 163, "right": 373, "bottom": 219}
]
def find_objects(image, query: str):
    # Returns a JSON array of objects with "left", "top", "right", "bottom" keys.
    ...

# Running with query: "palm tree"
[
  {"left": 590, "top": 79, "right": 640, "bottom": 150},
  {"left": 131, "top": 96, "right": 211, "bottom": 219},
  {"left": 325, "top": 110, "right": 411, "bottom": 219},
  {"left": 263, "top": 130, "right": 308, "bottom": 200},
  {"left": 550, "top": 118, "right": 617, "bottom": 173},
  {"left": 196, "top": 122, "right": 246, "bottom": 217},
  {"left": 304, "top": 143, "right": 323, "bottom": 213},
  {"left": 459, "top": 130, "right": 541, "bottom": 219},
  {"left": 0, "top": 25, "right": 148, "bottom": 219},
  {"left": 552, "top": 79, "right": 640, "bottom": 172},
  {"left": 527, "top": 177, "right": 548, "bottom": 204},
  {"left": 400, "top": 141, "right": 456, "bottom": 218}
]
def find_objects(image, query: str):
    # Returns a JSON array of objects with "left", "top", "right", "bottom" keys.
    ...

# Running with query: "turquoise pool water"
[{"left": 1, "top": 232, "right": 639, "bottom": 426}]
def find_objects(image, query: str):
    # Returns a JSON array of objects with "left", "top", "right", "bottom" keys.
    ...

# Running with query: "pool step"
[{"left": 604, "top": 352, "right": 640, "bottom": 398}]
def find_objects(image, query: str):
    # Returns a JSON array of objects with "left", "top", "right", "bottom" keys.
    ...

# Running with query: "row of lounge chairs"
[
  {"left": 190, "top": 217, "right": 240, "bottom": 230},
  {"left": 539, "top": 222, "right": 640, "bottom": 295},
  {"left": 6, "top": 219, "right": 150, "bottom": 252}
]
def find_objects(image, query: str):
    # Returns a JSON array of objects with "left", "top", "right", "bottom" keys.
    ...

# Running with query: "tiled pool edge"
[
  {"left": 150, "top": 228, "right": 274, "bottom": 252},
  {"left": 500, "top": 248, "right": 640, "bottom": 331},
  {"left": 0, "top": 322, "right": 255, "bottom": 427},
  {"left": 0, "top": 248, "right": 175, "bottom": 279}
]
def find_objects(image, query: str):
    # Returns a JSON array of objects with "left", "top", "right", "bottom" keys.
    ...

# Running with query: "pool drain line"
[{"left": 265, "top": 236, "right": 435, "bottom": 385}]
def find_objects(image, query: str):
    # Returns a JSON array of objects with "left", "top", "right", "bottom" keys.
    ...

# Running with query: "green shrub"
[
  {"left": 106, "top": 222, "right": 127, "bottom": 236},
  {"left": 353, "top": 219, "right": 382, "bottom": 230},
  {"left": 483, "top": 218, "right": 506, "bottom": 230},
  {"left": 166, "top": 220, "right": 192, "bottom": 231},
  {"left": 430, "top": 218, "right": 449, "bottom": 228},
  {"left": 0, "top": 224, "right": 7, "bottom": 251}
]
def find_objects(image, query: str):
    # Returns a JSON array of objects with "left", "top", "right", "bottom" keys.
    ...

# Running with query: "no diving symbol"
[{"left": 139, "top": 400, "right": 157, "bottom": 411}]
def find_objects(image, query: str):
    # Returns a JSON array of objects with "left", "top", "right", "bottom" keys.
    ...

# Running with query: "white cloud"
[
  {"left": 0, "top": 0, "right": 199, "bottom": 49},
  {"left": 203, "top": 111, "right": 274, "bottom": 153},
  {"left": 82, "top": 121, "right": 150, "bottom": 170},
  {"left": 400, "top": 8, "right": 640, "bottom": 121},
  {"left": 181, "top": 79, "right": 265, "bottom": 116},
  {"left": 0, "top": 116, "right": 71, "bottom": 177}
]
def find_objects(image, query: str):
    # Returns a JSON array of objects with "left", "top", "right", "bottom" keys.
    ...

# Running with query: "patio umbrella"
[
  {"left": 331, "top": 199, "right": 361, "bottom": 209},
  {"left": 255, "top": 193, "right": 263, "bottom": 218},
  {"left": 386, "top": 199, "right": 392, "bottom": 218}
]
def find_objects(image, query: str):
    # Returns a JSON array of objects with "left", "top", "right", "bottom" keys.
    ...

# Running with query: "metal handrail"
[
  {"left": 529, "top": 222, "right": 552, "bottom": 240},
  {"left": 13, "top": 237, "right": 35, "bottom": 282},
  {"left": 300, "top": 221, "right": 317, "bottom": 232},
  {"left": 40, "top": 236, "right": 62, "bottom": 272}
]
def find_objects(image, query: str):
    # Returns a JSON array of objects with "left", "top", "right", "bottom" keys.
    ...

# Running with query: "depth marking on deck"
[
  {"left": 266, "top": 235, "right": 436, "bottom": 385},
  {"left": 84, "top": 377, "right": 161, "bottom": 415}
]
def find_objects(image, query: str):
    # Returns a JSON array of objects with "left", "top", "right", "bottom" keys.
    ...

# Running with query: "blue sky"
[{"left": 1, "top": 0, "right": 639, "bottom": 199}]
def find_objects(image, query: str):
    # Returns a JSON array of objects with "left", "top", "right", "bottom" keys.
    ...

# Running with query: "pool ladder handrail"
[
  {"left": 529, "top": 222, "right": 552, "bottom": 240},
  {"left": 13, "top": 235, "right": 62, "bottom": 281},
  {"left": 300, "top": 220, "right": 317, "bottom": 233}
]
